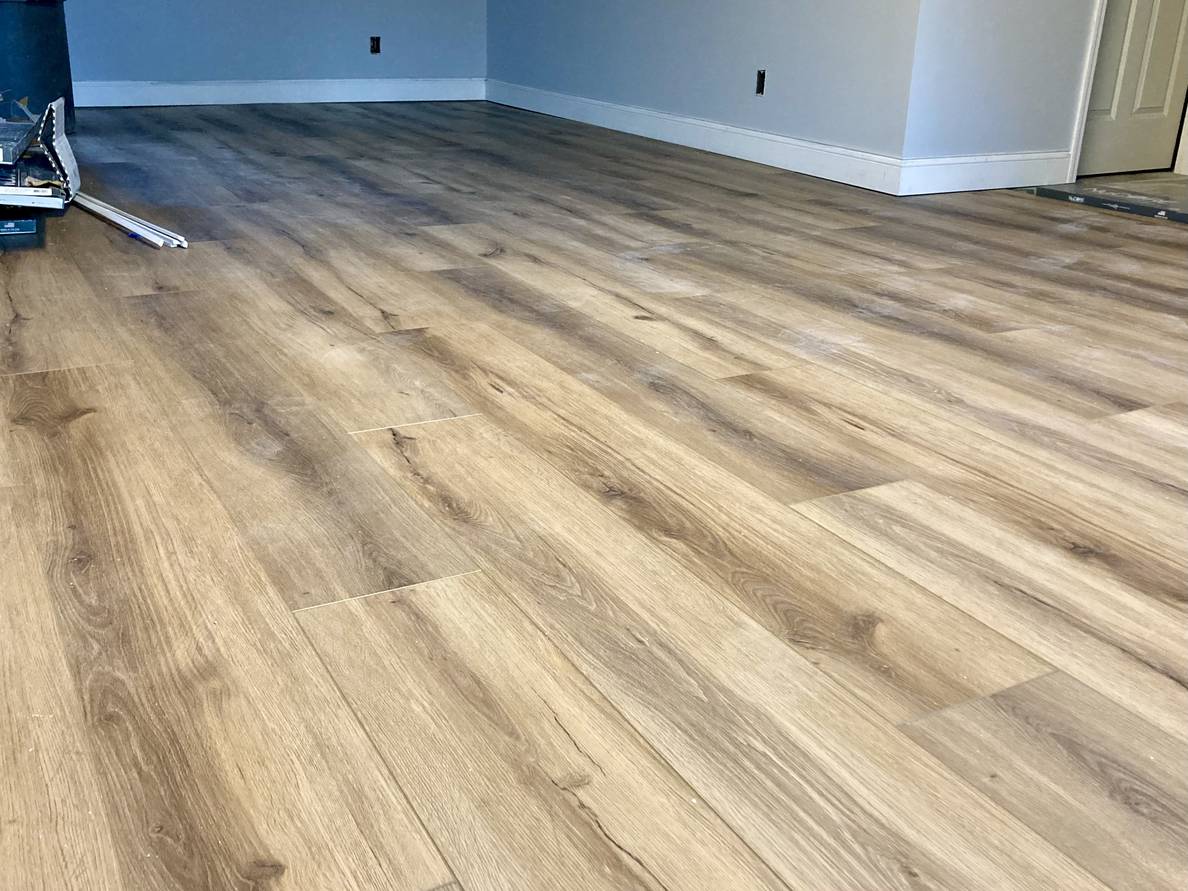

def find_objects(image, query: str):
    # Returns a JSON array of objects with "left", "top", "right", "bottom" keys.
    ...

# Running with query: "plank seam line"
[
  {"left": 0, "top": 359, "right": 132, "bottom": 379},
  {"left": 740, "top": 352, "right": 1180, "bottom": 568},
  {"left": 896, "top": 669, "right": 1063, "bottom": 730},
  {"left": 292, "top": 620, "right": 463, "bottom": 888},
  {"left": 291, "top": 569, "right": 485, "bottom": 614},
  {"left": 347, "top": 413, "right": 482, "bottom": 436}
]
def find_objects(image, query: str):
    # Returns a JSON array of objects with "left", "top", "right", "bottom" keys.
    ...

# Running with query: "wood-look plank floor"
[{"left": 2, "top": 100, "right": 1185, "bottom": 890}]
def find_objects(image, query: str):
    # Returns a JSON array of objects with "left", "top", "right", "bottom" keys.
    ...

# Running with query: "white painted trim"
[
  {"left": 1176, "top": 113, "right": 1188, "bottom": 174},
  {"left": 73, "top": 77, "right": 487, "bottom": 108},
  {"left": 488, "top": 80, "right": 903, "bottom": 193},
  {"left": 897, "top": 151, "right": 1073, "bottom": 195},
  {"left": 487, "top": 80, "right": 1072, "bottom": 195},
  {"left": 1068, "top": 0, "right": 1110, "bottom": 181}
]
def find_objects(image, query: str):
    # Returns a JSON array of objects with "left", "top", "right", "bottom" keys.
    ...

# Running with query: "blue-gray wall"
[
  {"left": 66, "top": 0, "right": 487, "bottom": 82},
  {"left": 902, "top": 0, "right": 1097, "bottom": 158},
  {"left": 487, "top": 0, "right": 923, "bottom": 157},
  {"left": 67, "top": 0, "right": 1100, "bottom": 167},
  {"left": 488, "top": 0, "right": 1101, "bottom": 163}
]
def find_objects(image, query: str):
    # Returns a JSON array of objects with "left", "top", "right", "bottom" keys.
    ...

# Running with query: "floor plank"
[
  {"left": 725, "top": 357, "right": 1187, "bottom": 605},
  {"left": 0, "top": 249, "right": 127, "bottom": 376},
  {"left": 904, "top": 671, "right": 1188, "bottom": 891},
  {"left": 120, "top": 283, "right": 473, "bottom": 433},
  {"left": 1, "top": 365, "right": 453, "bottom": 890},
  {"left": 355, "top": 412, "right": 1103, "bottom": 890},
  {"left": 1094, "top": 403, "right": 1188, "bottom": 453},
  {"left": 114, "top": 293, "right": 475, "bottom": 609},
  {"left": 387, "top": 323, "right": 1052, "bottom": 723},
  {"left": 0, "top": 488, "right": 124, "bottom": 889},
  {"left": 796, "top": 480, "right": 1188, "bottom": 741},
  {"left": 300, "top": 571, "right": 788, "bottom": 891},
  {"left": 3, "top": 100, "right": 1183, "bottom": 887}
]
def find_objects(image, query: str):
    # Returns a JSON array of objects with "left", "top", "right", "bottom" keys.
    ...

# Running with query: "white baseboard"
[
  {"left": 487, "top": 80, "right": 904, "bottom": 193},
  {"left": 487, "top": 80, "right": 1072, "bottom": 196},
  {"left": 73, "top": 77, "right": 488, "bottom": 108},
  {"left": 897, "top": 151, "right": 1073, "bottom": 195}
]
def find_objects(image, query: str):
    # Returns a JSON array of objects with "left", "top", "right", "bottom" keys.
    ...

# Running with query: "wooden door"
[{"left": 1080, "top": 0, "right": 1188, "bottom": 175}]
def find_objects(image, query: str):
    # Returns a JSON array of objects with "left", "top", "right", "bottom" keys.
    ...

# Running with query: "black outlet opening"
[
  {"left": 370, "top": 36, "right": 382, "bottom": 54},
  {"left": 756, "top": 69, "right": 766, "bottom": 95}
]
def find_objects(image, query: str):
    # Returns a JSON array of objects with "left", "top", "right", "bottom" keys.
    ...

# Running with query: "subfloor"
[
  {"left": 3, "top": 101, "right": 1186, "bottom": 891},
  {"left": 1032, "top": 170, "right": 1188, "bottom": 222}
]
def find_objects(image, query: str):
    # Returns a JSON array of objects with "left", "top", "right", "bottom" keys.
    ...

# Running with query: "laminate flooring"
[{"left": 2, "top": 101, "right": 1185, "bottom": 890}]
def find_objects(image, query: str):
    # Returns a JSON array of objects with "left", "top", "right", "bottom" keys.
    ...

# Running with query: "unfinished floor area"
[{"left": 3, "top": 101, "right": 1186, "bottom": 891}]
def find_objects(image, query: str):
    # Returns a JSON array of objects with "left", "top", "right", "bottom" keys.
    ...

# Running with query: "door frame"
[
  {"left": 1068, "top": 0, "right": 1109, "bottom": 181},
  {"left": 1068, "top": 0, "right": 1188, "bottom": 180},
  {"left": 1176, "top": 106, "right": 1188, "bottom": 172}
]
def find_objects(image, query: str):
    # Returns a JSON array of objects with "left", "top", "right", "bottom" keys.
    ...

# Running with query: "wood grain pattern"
[
  {"left": 390, "top": 323, "right": 1052, "bottom": 723},
  {"left": 723, "top": 356, "right": 1188, "bottom": 606},
  {"left": 904, "top": 672, "right": 1188, "bottom": 891},
  {"left": 0, "top": 488, "right": 124, "bottom": 889},
  {"left": 3, "top": 100, "right": 1184, "bottom": 888},
  {"left": 356, "top": 413, "right": 1103, "bottom": 890},
  {"left": 300, "top": 571, "right": 787, "bottom": 891},
  {"left": 1094, "top": 402, "right": 1188, "bottom": 453},
  {"left": 796, "top": 481, "right": 1188, "bottom": 741},
  {"left": 119, "top": 282, "right": 474, "bottom": 433},
  {"left": 0, "top": 249, "right": 127, "bottom": 376},
  {"left": 116, "top": 290, "right": 475, "bottom": 609},
  {"left": 1, "top": 365, "right": 452, "bottom": 890}
]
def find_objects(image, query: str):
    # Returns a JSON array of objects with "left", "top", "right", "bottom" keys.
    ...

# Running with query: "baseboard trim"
[
  {"left": 73, "top": 77, "right": 488, "bottom": 108},
  {"left": 487, "top": 80, "right": 904, "bottom": 193},
  {"left": 486, "top": 80, "right": 1072, "bottom": 195},
  {"left": 897, "top": 151, "right": 1073, "bottom": 195}
]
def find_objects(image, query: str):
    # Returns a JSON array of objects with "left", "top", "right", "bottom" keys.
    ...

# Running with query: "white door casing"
[{"left": 1176, "top": 112, "right": 1188, "bottom": 171}]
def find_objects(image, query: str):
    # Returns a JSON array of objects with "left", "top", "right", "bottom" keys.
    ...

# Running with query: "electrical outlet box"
[
  {"left": 756, "top": 69, "right": 766, "bottom": 96},
  {"left": 370, "top": 36, "right": 382, "bottom": 54}
]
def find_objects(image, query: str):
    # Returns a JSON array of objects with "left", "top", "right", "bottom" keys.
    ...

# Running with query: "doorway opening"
[{"left": 1036, "top": 0, "right": 1188, "bottom": 222}]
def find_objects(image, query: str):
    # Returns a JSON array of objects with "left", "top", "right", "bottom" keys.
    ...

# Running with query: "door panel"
[{"left": 1081, "top": 0, "right": 1188, "bottom": 175}]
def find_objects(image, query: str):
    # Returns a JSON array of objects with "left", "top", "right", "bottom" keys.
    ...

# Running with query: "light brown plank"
[
  {"left": 300, "top": 571, "right": 788, "bottom": 891},
  {"left": 904, "top": 672, "right": 1188, "bottom": 891},
  {"left": 1094, "top": 403, "right": 1188, "bottom": 453},
  {"left": 796, "top": 481, "right": 1188, "bottom": 741},
  {"left": 0, "top": 487, "right": 124, "bottom": 889},
  {"left": 119, "top": 284, "right": 473, "bottom": 433},
  {"left": 425, "top": 221, "right": 710, "bottom": 298},
  {"left": 114, "top": 293, "right": 475, "bottom": 609},
  {"left": 724, "top": 357, "right": 1187, "bottom": 604},
  {"left": 59, "top": 214, "right": 257, "bottom": 300},
  {"left": 1, "top": 365, "right": 452, "bottom": 890},
  {"left": 993, "top": 326, "right": 1188, "bottom": 408},
  {"left": 162, "top": 395, "right": 474, "bottom": 610},
  {"left": 389, "top": 323, "right": 1051, "bottom": 724},
  {"left": 355, "top": 412, "right": 1103, "bottom": 890},
  {"left": 0, "top": 249, "right": 127, "bottom": 376}
]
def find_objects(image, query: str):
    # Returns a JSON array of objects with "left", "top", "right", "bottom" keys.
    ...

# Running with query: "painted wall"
[
  {"left": 902, "top": 0, "right": 1098, "bottom": 159},
  {"left": 487, "top": 0, "right": 923, "bottom": 157},
  {"left": 66, "top": 0, "right": 487, "bottom": 82}
]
